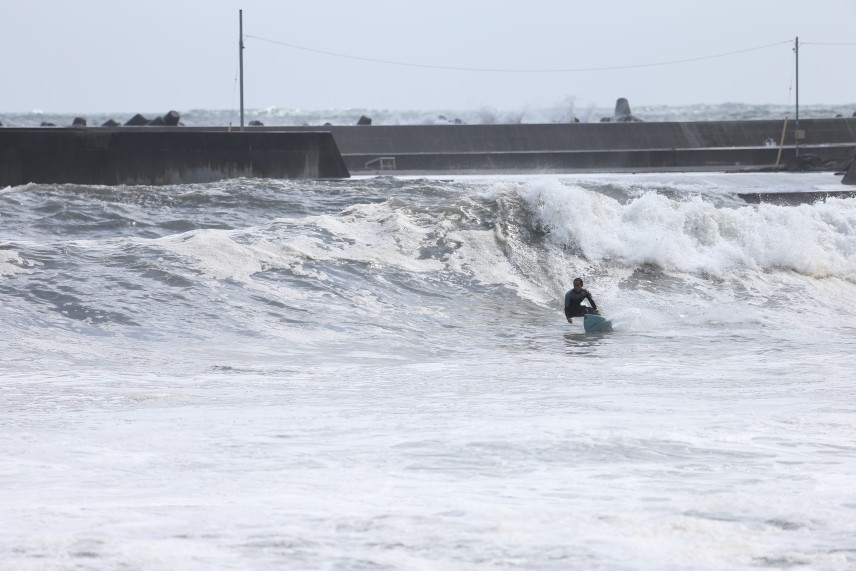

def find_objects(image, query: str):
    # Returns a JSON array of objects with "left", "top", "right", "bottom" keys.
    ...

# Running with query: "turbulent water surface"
[
  {"left": 4, "top": 102, "right": 856, "bottom": 128},
  {"left": 2, "top": 172, "right": 855, "bottom": 569}
]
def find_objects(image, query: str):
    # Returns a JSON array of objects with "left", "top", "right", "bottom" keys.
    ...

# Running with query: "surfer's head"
[{"left": 573, "top": 277, "right": 583, "bottom": 291}]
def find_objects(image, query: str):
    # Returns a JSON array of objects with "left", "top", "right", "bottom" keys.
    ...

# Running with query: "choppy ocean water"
[
  {"left": 3, "top": 101, "right": 856, "bottom": 128},
  {"left": 2, "top": 171, "right": 856, "bottom": 569}
]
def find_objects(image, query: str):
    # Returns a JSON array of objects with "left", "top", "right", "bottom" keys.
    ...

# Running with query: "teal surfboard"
[{"left": 583, "top": 313, "right": 613, "bottom": 333}]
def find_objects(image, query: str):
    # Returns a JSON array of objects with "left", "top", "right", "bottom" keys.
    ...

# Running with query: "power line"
[
  {"left": 244, "top": 35, "right": 793, "bottom": 73},
  {"left": 802, "top": 41, "right": 856, "bottom": 46}
]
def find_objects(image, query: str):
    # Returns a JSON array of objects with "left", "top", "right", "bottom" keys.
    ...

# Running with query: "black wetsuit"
[{"left": 564, "top": 288, "right": 598, "bottom": 319}]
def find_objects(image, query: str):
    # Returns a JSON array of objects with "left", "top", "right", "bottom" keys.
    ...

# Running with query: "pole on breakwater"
[
  {"left": 775, "top": 116, "right": 788, "bottom": 166},
  {"left": 794, "top": 36, "right": 800, "bottom": 156},
  {"left": 239, "top": 9, "right": 245, "bottom": 131}
]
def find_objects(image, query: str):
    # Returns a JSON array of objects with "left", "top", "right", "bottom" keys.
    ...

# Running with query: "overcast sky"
[{"left": 3, "top": 0, "right": 855, "bottom": 114}]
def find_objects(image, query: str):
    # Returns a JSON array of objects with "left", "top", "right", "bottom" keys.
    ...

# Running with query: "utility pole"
[
  {"left": 794, "top": 36, "right": 800, "bottom": 156},
  {"left": 239, "top": 10, "right": 245, "bottom": 131}
]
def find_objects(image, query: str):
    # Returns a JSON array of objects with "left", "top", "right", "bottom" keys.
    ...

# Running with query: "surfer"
[{"left": 564, "top": 277, "right": 600, "bottom": 324}]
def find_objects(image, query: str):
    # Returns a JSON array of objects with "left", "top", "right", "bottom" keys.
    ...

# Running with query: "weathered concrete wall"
[
  {"left": 843, "top": 160, "right": 856, "bottom": 185},
  {"left": 5, "top": 119, "right": 854, "bottom": 183},
  {"left": 262, "top": 118, "right": 856, "bottom": 172},
  {"left": 0, "top": 128, "right": 349, "bottom": 186},
  {"left": 322, "top": 119, "right": 856, "bottom": 153}
]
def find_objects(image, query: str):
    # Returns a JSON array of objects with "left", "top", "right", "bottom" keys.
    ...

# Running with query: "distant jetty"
[
  {"left": 238, "top": 99, "right": 856, "bottom": 178},
  {"left": 3, "top": 104, "right": 856, "bottom": 186},
  {"left": 0, "top": 110, "right": 350, "bottom": 186},
  {"left": 264, "top": 117, "right": 856, "bottom": 175}
]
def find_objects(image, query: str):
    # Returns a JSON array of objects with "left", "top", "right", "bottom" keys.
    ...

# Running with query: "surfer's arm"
[
  {"left": 564, "top": 305, "right": 574, "bottom": 323},
  {"left": 586, "top": 293, "right": 599, "bottom": 313}
]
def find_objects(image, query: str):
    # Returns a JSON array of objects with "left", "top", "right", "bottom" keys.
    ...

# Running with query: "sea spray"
[{"left": 516, "top": 177, "right": 856, "bottom": 281}]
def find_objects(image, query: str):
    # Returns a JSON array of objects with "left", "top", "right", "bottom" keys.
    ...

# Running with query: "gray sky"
[{"left": 3, "top": 0, "right": 855, "bottom": 114}]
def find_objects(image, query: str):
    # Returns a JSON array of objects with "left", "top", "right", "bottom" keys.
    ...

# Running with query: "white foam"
[
  {"left": 158, "top": 230, "right": 269, "bottom": 281},
  {"left": 516, "top": 177, "right": 856, "bottom": 281},
  {"left": 4, "top": 174, "right": 856, "bottom": 569},
  {"left": 0, "top": 249, "right": 41, "bottom": 279}
]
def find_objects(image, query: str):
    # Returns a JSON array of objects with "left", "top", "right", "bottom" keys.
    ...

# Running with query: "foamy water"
[{"left": 2, "top": 172, "right": 855, "bottom": 569}]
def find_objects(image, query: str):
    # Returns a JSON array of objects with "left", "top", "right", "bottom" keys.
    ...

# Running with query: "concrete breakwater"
[
  {"left": 3, "top": 117, "right": 855, "bottom": 186},
  {"left": 0, "top": 128, "right": 350, "bottom": 186},
  {"left": 265, "top": 118, "right": 856, "bottom": 174},
  {"left": 843, "top": 160, "right": 856, "bottom": 185}
]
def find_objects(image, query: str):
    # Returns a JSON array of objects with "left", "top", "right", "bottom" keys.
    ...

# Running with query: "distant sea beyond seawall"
[{"left": 2, "top": 102, "right": 856, "bottom": 128}]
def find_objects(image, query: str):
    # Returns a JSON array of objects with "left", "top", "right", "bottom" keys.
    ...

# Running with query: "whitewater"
[{"left": 2, "top": 171, "right": 855, "bottom": 570}]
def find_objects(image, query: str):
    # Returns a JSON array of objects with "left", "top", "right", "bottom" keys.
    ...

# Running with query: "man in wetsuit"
[{"left": 564, "top": 277, "right": 600, "bottom": 324}]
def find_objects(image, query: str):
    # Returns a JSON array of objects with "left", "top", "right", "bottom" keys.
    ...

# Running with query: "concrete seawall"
[
  {"left": 844, "top": 160, "right": 856, "bottom": 185},
  {"left": 4, "top": 119, "right": 854, "bottom": 185},
  {"left": 264, "top": 118, "right": 856, "bottom": 173},
  {"left": 0, "top": 128, "right": 350, "bottom": 186}
]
